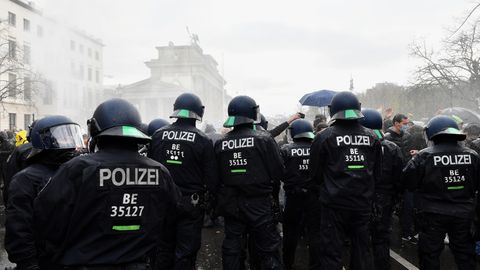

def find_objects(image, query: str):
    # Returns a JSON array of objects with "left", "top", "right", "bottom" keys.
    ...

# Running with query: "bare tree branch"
[{"left": 449, "top": 3, "right": 480, "bottom": 39}]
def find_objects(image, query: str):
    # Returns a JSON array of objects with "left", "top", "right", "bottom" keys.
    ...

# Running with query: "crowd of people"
[{"left": 1, "top": 90, "right": 480, "bottom": 270}]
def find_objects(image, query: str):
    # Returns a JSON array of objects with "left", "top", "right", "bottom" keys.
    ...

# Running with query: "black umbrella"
[{"left": 299, "top": 90, "right": 337, "bottom": 107}]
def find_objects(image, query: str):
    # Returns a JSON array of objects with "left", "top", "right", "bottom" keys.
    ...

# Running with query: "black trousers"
[
  {"left": 173, "top": 199, "right": 205, "bottom": 270},
  {"left": 304, "top": 193, "right": 322, "bottom": 269},
  {"left": 282, "top": 192, "right": 309, "bottom": 269},
  {"left": 222, "top": 196, "right": 283, "bottom": 270},
  {"left": 418, "top": 213, "right": 475, "bottom": 270},
  {"left": 371, "top": 193, "right": 395, "bottom": 270},
  {"left": 400, "top": 191, "right": 416, "bottom": 238},
  {"left": 316, "top": 204, "right": 372, "bottom": 270}
]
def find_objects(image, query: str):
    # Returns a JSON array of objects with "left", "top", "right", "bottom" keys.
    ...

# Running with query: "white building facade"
[
  {"left": 0, "top": 0, "right": 103, "bottom": 131},
  {"left": 116, "top": 42, "right": 229, "bottom": 126}
]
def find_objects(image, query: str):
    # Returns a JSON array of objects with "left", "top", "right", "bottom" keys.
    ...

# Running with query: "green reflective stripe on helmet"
[
  {"left": 445, "top": 127, "right": 462, "bottom": 134},
  {"left": 177, "top": 109, "right": 190, "bottom": 118},
  {"left": 224, "top": 116, "right": 235, "bottom": 127},
  {"left": 344, "top": 109, "right": 358, "bottom": 119},
  {"left": 448, "top": 186, "right": 464, "bottom": 190},
  {"left": 122, "top": 126, "right": 143, "bottom": 137},
  {"left": 374, "top": 129, "right": 383, "bottom": 139},
  {"left": 231, "top": 169, "right": 247, "bottom": 173},
  {"left": 294, "top": 131, "right": 315, "bottom": 139},
  {"left": 112, "top": 225, "right": 140, "bottom": 231}
]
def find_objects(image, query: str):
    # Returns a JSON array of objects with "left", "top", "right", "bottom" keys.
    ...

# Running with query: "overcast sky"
[{"left": 38, "top": 0, "right": 476, "bottom": 116}]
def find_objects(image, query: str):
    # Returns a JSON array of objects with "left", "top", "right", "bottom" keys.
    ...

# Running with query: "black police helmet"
[
  {"left": 258, "top": 114, "right": 269, "bottom": 130},
  {"left": 26, "top": 119, "right": 38, "bottom": 142},
  {"left": 28, "top": 115, "right": 84, "bottom": 159},
  {"left": 171, "top": 93, "right": 205, "bottom": 121},
  {"left": 140, "top": 123, "right": 148, "bottom": 135},
  {"left": 425, "top": 115, "right": 466, "bottom": 141},
  {"left": 148, "top": 118, "right": 170, "bottom": 136},
  {"left": 289, "top": 119, "right": 314, "bottom": 140},
  {"left": 88, "top": 98, "right": 150, "bottom": 142},
  {"left": 329, "top": 91, "right": 363, "bottom": 121},
  {"left": 359, "top": 108, "right": 384, "bottom": 139},
  {"left": 224, "top": 95, "right": 260, "bottom": 128}
]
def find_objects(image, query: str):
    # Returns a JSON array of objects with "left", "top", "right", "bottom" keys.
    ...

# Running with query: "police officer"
[
  {"left": 5, "top": 116, "right": 83, "bottom": 270},
  {"left": 403, "top": 115, "right": 480, "bottom": 270},
  {"left": 137, "top": 118, "right": 170, "bottom": 157},
  {"left": 359, "top": 108, "right": 404, "bottom": 270},
  {"left": 215, "top": 95, "right": 284, "bottom": 270},
  {"left": 147, "top": 118, "right": 170, "bottom": 137},
  {"left": 280, "top": 119, "right": 314, "bottom": 270},
  {"left": 34, "top": 98, "right": 180, "bottom": 270},
  {"left": 309, "top": 91, "right": 381, "bottom": 270},
  {"left": 148, "top": 93, "right": 218, "bottom": 270}
]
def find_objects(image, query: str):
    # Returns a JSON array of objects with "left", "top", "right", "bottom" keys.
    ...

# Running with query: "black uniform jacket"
[
  {"left": 403, "top": 142, "right": 480, "bottom": 218},
  {"left": 377, "top": 139, "right": 404, "bottom": 195},
  {"left": 280, "top": 140, "right": 311, "bottom": 193},
  {"left": 34, "top": 148, "right": 180, "bottom": 266},
  {"left": 149, "top": 121, "right": 218, "bottom": 195},
  {"left": 309, "top": 121, "right": 382, "bottom": 211},
  {"left": 214, "top": 126, "right": 284, "bottom": 197},
  {"left": 5, "top": 163, "right": 58, "bottom": 266},
  {"left": 3, "top": 142, "right": 32, "bottom": 204}
]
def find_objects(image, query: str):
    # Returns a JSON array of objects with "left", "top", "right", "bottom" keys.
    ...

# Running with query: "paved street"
[{"left": 0, "top": 209, "right": 477, "bottom": 269}]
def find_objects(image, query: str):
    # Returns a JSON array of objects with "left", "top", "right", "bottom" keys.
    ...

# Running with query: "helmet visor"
[
  {"left": 293, "top": 131, "right": 315, "bottom": 139},
  {"left": 330, "top": 109, "right": 364, "bottom": 122},
  {"left": 170, "top": 109, "right": 203, "bottom": 121},
  {"left": 253, "top": 106, "right": 261, "bottom": 124},
  {"left": 44, "top": 124, "right": 85, "bottom": 149}
]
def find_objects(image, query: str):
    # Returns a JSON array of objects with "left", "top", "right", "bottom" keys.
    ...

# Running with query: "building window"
[
  {"left": 79, "top": 64, "right": 84, "bottom": 80},
  {"left": 70, "top": 40, "right": 75, "bottom": 51},
  {"left": 88, "top": 67, "right": 92, "bottom": 81},
  {"left": 8, "top": 40, "right": 16, "bottom": 59},
  {"left": 8, "top": 12, "right": 16, "bottom": 27},
  {"left": 24, "top": 76, "right": 31, "bottom": 100},
  {"left": 9, "top": 113, "right": 16, "bottom": 131},
  {"left": 23, "top": 18, "right": 30, "bottom": 32},
  {"left": 88, "top": 48, "right": 92, "bottom": 58},
  {"left": 79, "top": 44, "right": 84, "bottom": 54},
  {"left": 70, "top": 61, "right": 75, "bottom": 76},
  {"left": 95, "top": 70, "right": 100, "bottom": 83},
  {"left": 37, "top": 25, "right": 43, "bottom": 37},
  {"left": 23, "top": 44, "right": 31, "bottom": 64},
  {"left": 24, "top": 114, "right": 31, "bottom": 130},
  {"left": 8, "top": 73, "right": 17, "bottom": 98},
  {"left": 95, "top": 51, "right": 99, "bottom": 60}
]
